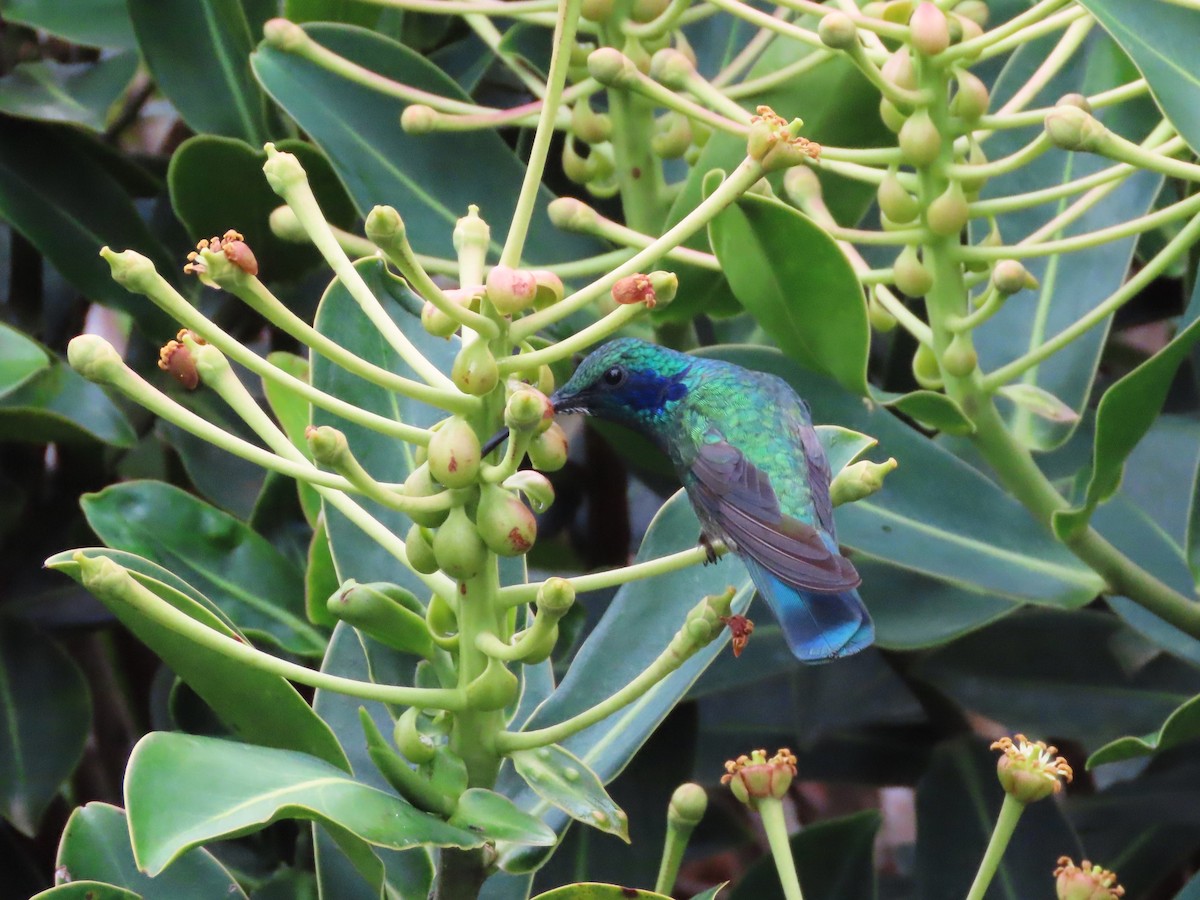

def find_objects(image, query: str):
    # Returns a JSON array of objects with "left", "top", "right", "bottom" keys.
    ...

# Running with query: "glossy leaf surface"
[
  {"left": 0, "top": 358, "right": 135, "bottom": 446},
  {"left": 1, "top": 0, "right": 136, "bottom": 49},
  {"left": 0, "top": 322, "right": 50, "bottom": 399},
  {"left": 0, "top": 54, "right": 137, "bottom": 131},
  {"left": 511, "top": 745, "right": 629, "bottom": 842}
]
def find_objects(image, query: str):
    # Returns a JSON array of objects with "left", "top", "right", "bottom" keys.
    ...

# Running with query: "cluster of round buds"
[
  {"left": 183, "top": 229, "right": 258, "bottom": 278},
  {"left": 721, "top": 748, "right": 798, "bottom": 808},
  {"left": 991, "top": 733, "right": 1073, "bottom": 803},
  {"left": 1053, "top": 858, "right": 1124, "bottom": 900},
  {"left": 158, "top": 329, "right": 204, "bottom": 390}
]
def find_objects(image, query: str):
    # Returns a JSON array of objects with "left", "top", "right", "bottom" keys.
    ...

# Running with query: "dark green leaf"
[
  {"left": 531, "top": 886, "right": 673, "bottom": 900},
  {"left": 1052, "top": 312, "right": 1200, "bottom": 539},
  {"left": 55, "top": 802, "right": 245, "bottom": 898},
  {"left": 0, "top": 0, "right": 136, "bottom": 49},
  {"left": 251, "top": 23, "right": 602, "bottom": 264},
  {"left": 730, "top": 810, "right": 879, "bottom": 900},
  {"left": 125, "top": 732, "right": 482, "bottom": 876},
  {"left": 1088, "top": 691, "right": 1200, "bottom": 768},
  {"left": 0, "top": 322, "right": 50, "bottom": 399},
  {"left": 285, "top": 0, "right": 383, "bottom": 27},
  {"left": 306, "top": 519, "right": 341, "bottom": 627},
  {"left": 511, "top": 745, "right": 629, "bottom": 842},
  {"left": 128, "top": 0, "right": 271, "bottom": 142},
  {"left": 451, "top": 789, "right": 557, "bottom": 846},
  {"left": 1076, "top": 0, "right": 1200, "bottom": 153},
  {"left": 0, "top": 54, "right": 137, "bottom": 131},
  {"left": 708, "top": 188, "right": 870, "bottom": 396},
  {"left": 168, "top": 136, "right": 357, "bottom": 279},
  {"left": 0, "top": 357, "right": 135, "bottom": 446},
  {"left": 80, "top": 480, "right": 325, "bottom": 655},
  {"left": 915, "top": 738, "right": 1081, "bottom": 900},
  {"left": 30, "top": 883, "right": 141, "bottom": 900},
  {"left": 0, "top": 618, "right": 90, "bottom": 836},
  {"left": 878, "top": 389, "right": 975, "bottom": 435},
  {"left": 46, "top": 548, "right": 349, "bottom": 770}
]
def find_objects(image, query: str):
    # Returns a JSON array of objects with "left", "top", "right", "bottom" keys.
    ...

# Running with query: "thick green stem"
[
  {"left": 758, "top": 799, "right": 803, "bottom": 900},
  {"left": 603, "top": 45, "right": 668, "bottom": 233},
  {"left": 965, "top": 794, "right": 1025, "bottom": 900}
]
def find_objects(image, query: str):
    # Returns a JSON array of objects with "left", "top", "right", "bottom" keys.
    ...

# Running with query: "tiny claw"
[
  {"left": 481, "top": 426, "right": 510, "bottom": 458},
  {"left": 699, "top": 533, "right": 719, "bottom": 566},
  {"left": 721, "top": 614, "right": 754, "bottom": 657}
]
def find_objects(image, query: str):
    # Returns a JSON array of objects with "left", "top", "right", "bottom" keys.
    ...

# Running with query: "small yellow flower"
[
  {"left": 1053, "top": 856, "right": 1124, "bottom": 900},
  {"left": 990, "top": 734, "right": 1073, "bottom": 803},
  {"left": 721, "top": 748, "right": 797, "bottom": 807}
]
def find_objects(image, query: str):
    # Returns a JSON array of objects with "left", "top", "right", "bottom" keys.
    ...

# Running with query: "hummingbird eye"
[{"left": 601, "top": 365, "right": 626, "bottom": 387}]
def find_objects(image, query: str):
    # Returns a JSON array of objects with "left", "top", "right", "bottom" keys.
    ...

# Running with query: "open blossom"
[
  {"left": 1054, "top": 857, "right": 1124, "bottom": 900},
  {"left": 991, "top": 734, "right": 1073, "bottom": 803},
  {"left": 721, "top": 748, "right": 797, "bottom": 807}
]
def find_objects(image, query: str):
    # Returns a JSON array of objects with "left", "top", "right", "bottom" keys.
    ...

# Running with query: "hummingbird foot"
[{"left": 699, "top": 533, "right": 720, "bottom": 566}]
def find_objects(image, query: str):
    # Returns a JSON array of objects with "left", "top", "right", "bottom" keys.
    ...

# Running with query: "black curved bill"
[{"left": 481, "top": 427, "right": 510, "bottom": 457}]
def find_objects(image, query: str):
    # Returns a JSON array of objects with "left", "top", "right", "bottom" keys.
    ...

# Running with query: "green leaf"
[
  {"left": 914, "top": 738, "right": 1081, "bottom": 900},
  {"left": 169, "top": 136, "right": 357, "bottom": 279},
  {"left": 0, "top": 0, "right": 136, "bottom": 49},
  {"left": 55, "top": 802, "right": 246, "bottom": 898},
  {"left": 285, "top": 0, "right": 384, "bottom": 27},
  {"left": 701, "top": 346, "right": 1105, "bottom": 606},
  {"left": 729, "top": 810, "right": 879, "bottom": 900},
  {"left": 80, "top": 480, "right": 325, "bottom": 655},
  {"left": 310, "top": 259, "right": 456, "bottom": 584},
  {"left": 0, "top": 356, "right": 135, "bottom": 446},
  {"left": 531, "top": 887, "right": 674, "bottom": 900},
  {"left": 261, "top": 350, "right": 322, "bottom": 527},
  {"left": 451, "top": 789, "right": 557, "bottom": 846},
  {"left": 0, "top": 118, "right": 177, "bottom": 330},
  {"left": 0, "top": 322, "right": 50, "bottom": 399},
  {"left": 0, "top": 618, "right": 90, "bottom": 836},
  {"left": 878, "top": 389, "right": 975, "bottom": 435},
  {"left": 1052, "top": 312, "right": 1200, "bottom": 539},
  {"left": 0, "top": 54, "right": 137, "bottom": 131},
  {"left": 46, "top": 548, "right": 349, "bottom": 770},
  {"left": 510, "top": 745, "right": 629, "bottom": 842},
  {"left": 251, "top": 23, "right": 602, "bottom": 264},
  {"left": 1088, "top": 692, "right": 1200, "bottom": 768},
  {"left": 1076, "top": 0, "right": 1200, "bottom": 153},
  {"left": 30, "top": 883, "right": 141, "bottom": 900},
  {"left": 128, "top": 0, "right": 271, "bottom": 143},
  {"left": 125, "top": 732, "right": 483, "bottom": 876},
  {"left": 996, "top": 383, "right": 1081, "bottom": 425},
  {"left": 708, "top": 187, "right": 870, "bottom": 396},
  {"left": 306, "top": 519, "right": 341, "bottom": 627},
  {"left": 975, "top": 31, "right": 1162, "bottom": 450}
]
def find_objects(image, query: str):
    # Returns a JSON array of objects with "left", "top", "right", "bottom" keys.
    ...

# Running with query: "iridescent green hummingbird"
[{"left": 549, "top": 338, "right": 873, "bottom": 662}]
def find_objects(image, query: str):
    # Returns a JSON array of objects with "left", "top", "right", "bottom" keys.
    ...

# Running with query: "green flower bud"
[
  {"left": 877, "top": 171, "right": 920, "bottom": 223},
  {"left": 879, "top": 97, "right": 909, "bottom": 133},
  {"left": 422, "top": 301, "right": 459, "bottom": 339},
  {"left": 965, "top": 218, "right": 1002, "bottom": 272},
  {"left": 951, "top": 12, "right": 983, "bottom": 43},
  {"left": 912, "top": 341, "right": 944, "bottom": 389},
  {"left": 536, "top": 364, "right": 556, "bottom": 396},
  {"left": 453, "top": 203, "right": 490, "bottom": 275},
  {"left": 486, "top": 265, "right": 538, "bottom": 316},
  {"left": 951, "top": 69, "right": 989, "bottom": 121},
  {"left": 405, "top": 524, "right": 440, "bottom": 575},
  {"left": 893, "top": 244, "right": 933, "bottom": 297},
  {"left": 561, "top": 139, "right": 596, "bottom": 185},
  {"left": 465, "top": 656, "right": 519, "bottom": 711},
  {"left": 830, "top": 457, "right": 899, "bottom": 506},
  {"left": 899, "top": 109, "right": 942, "bottom": 166},
  {"left": 881, "top": 46, "right": 917, "bottom": 90},
  {"left": 818, "top": 12, "right": 859, "bottom": 49},
  {"left": 428, "top": 417, "right": 481, "bottom": 489},
  {"left": 527, "top": 422, "right": 569, "bottom": 472},
  {"left": 452, "top": 340, "right": 500, "bottom": 396},
  {"left": 548, "top": 197, "right": 599, "bottom": 233},
  {"left": 476, "top": 485, "right": 537, "bottom": 557},
  {"left": 649, "top": 48, "right": 695, "bottom": 89},
  {"left": 432, "top": 505, "right": 488, "bottom": 580},
  {"left": 571, "top": 97, "right": 612, "bottom": 145},
  {"left": 954, "top": 0, "right": 989, "bottom": 28},
  {"left": 881, "top": 0, "right": 914, "bottom": 24},
  {"left": 942, "top": 333, "right": 978, "bottom": 376},
  {"left": 427, "top": 593, "right": 458, "bottom": 639},
  {"left": 959, "top": 142, "right": 989, "bottom": 196},
  {"left": 268, "top": 205, "right": 305, "bottom": 243},
  {"left": 306, "top": 424, "right": 350, "bottom": 468},
  {"left": 506, "top": 388, "right": 553, "bottom": 431},
  {"left": 992, "top": 258, "right": 1038, "bottom": 294},
  {"left": 783, "top": 166, "right": 823, "bottom": 207},
  {"left": 588, "top": 47, "right": 637, "bottom": 86},
  {"left": 651, "top": 112, "right": 694, "bottom": 159},
  {"left": 100, "top": 246, "right": 159, "bottom": 294},
  {"left": 401, "top": 104, "right": 439, "bottom": 134},
  {"left": 68, "top": 334, "right": 124, "bottom": 385},
  {"left": 868, "top": 291, "right": 898, "bottom": 332},
  {"left": 1044, "top": 105, "right": 1109, "bottom": 152},
  {"left": 909, "top": 2, "right": 950, "bottom": 56},
  {"left": 1053, "top": 858, "right": 1124, "bottom": 900},
  {"left": 394, "top": 707, "right": 436, "bottom": 764},
  {"left": 668, "top": 783, "right": 708, "bottom": 828},
  {"left": 537, "top": 576, "right": 576, "bottom": 613},
  {"left": 504, "top": 470, "right": 555, "bottom": 513},
  {"left": 1056, "top": 92, "right": 1092, "bottom": 113},
  {"left": 580, "top": 0, "right": 614, "bottom": 22},
  {"left": 403, "top": 463, "right": 449, "bottom": 528},
  {"left": 630, "top": 0, "right": 670, "bottom": 22},
  {"left": 261, "top": 17, "right": 306, "bottom": 51},
  {"left": 326, "top": 580, "right": 435, "bottom": 659},
  {"left": 926, "top": 181, "right": 969, "bottom": 236},
  {"left": 530, "top": 270, "right": 564, "bottom": 309}
]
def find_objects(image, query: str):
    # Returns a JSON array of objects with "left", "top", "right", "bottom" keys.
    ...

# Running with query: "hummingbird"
[{"left": 548, "top": 338, "right": 873, "bottom": 663}]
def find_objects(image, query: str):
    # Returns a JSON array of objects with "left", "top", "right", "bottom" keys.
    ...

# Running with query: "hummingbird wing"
[{"left": 687, "top": 437, "right": 860, "bottom": 592}]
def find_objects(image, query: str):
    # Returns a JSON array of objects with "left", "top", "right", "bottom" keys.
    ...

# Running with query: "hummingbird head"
[{"left": 550, "top": 338, "right": 693, "bottom": 432}]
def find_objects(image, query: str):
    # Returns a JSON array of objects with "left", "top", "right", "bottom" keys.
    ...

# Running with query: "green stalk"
[
  {"left": 758, "top": 799, "right": 803, "bottom": 900},
  {"left": 499, "top": 0, "right": 584, "bottom": 267},
  {"left": 602, "top": 50, "right": 669, "bottom": 234},
  {"left": 964, "top": 795, "right": 1025, "bottom": 900}
]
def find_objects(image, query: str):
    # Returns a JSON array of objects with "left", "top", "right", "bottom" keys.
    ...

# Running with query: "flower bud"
[
  {"left": 158, "top": 335, "right": 199, "bottom": 389},
  {"left": 721, "top": 748, "right": 797, "bottom": 808},
  {"left": 991, "top": 734, "right": 1073, "bottom": 804},
  {"left": 422, "top": 301, "right": 459, "bottom": 338},
  {"left": 571, "top": 98, "right": 612, "bottom": 145},
  {"left": 912, "top": 341, "right": 943, "bottom": 389},
  {"left": 879, "top": 97, "right": 909, "bottom": 133},
  {"left": 588, "top": 47, "right": 637, "bottom": 86},
  {"left": 405, "top": 524, "right": 440, "bottom": 575},
  {"left": 959, "top": 142, "right": 990, "bottom": 196},
  {"left": 992, "top": 258, "right": 1038, "bottom": 294},
  {"left": 262, "top": 17, "right": 306, "bottom": 51},
  {"left": 506, "top": 388, "right": 553, "bottom": 431},
  {"left": 580, "top": 0, "right": 613, "bottom": 22},
  {"left": 537, "top": 576, "right": 575, "bottom": 614},
  {"left": 453, "top": 204, "right": 490, "bottom": 279},
  {"left": 465, "top": 656, "right": 519, "bottom": 710},
  {"left": 877, "top": 171, "right": 920, "bottom": 223},
  {"left": 527, "top": 422, "right": 569, "bottom": 472},
  {"left": 818, "top": 12, "right": 859, "bottom": 49},
  {"left": 432, "top": 506, "right": 488, "bottom": 580},
  {"left": 899, "top": 108, "right": 942, "bottom": 166},
  {"left": 100, "top": 246, "right": 159, "bottom": 294},
  {"left": 326, "top": 581, "right": 435, "bottom": 658},
  {"left": 536, "top": 364, "right": 556, "bottom": 396},
  {"left": 954, "top": 0, "right": 989, "bottom": 28},
  {"left": 306, "top": 424, "right": 349, "bottom": 467},
  {"left": 926, "top": 180, "right": 969, "bottom": 236},
  {"left": 68, "top": 334, "right": 124, "bottom": 385},
  {"left": 548, "top": 197, "right": 599, "bottom": 233},
  {"left": 951, "top": 69, "right": 989, "bottom": 121},
  {"left": 485, "top": 265, "right": 538, "bottom": 316},
  {"left": 830, "top": 457, "right": 899, "bottom": 506},
  {"left": 561, "top": 140, "right": 596, "bottom": 185},
  {"left": 530, "top": 270, "right": 564, "bottom": 309},
  {"left": 268, "top": 205, "right": 305, "bottom": 242},
  {"left": 881, "top": 47, "right": 917, "bottom": 90},
  {"left": 951, "top": 13, "right": 983, "bottom": 43},
  {"left": 651, "top": 112, "right": 694, "bottom": 159},
  {"left": 401, "top": 104, "right": 438, "bottom": 134},
  {"left": 965, "top": 218, "right": 1002, "bottom": 272},
  {"left": 783, "top": 167, "right": 822, "bottom": 208},
  {"left": 451, "top": 340, "right": 500, "bottom": 396},
  {"left": 942, "top": 333, "right": 978, "bottom": 376},
  {"left": 881, "top": 0, "right": 914, "bottom": 24},
  {"left": 1044, "top": 105, "right": 1109, "bottom": 152},
  {"left": 893, "top": 244, "right": 933, "bottom": 297},
  {"left": 393, "top": 707, "right": 436, "bottom": 764},
  {"left": 427, "top": 593, "right": 458, "bottom": 639},
  {"left": 1053, "top": 858, "right": 1124, "bottom": 900},
  {"left": 403, "top": 463, "right": 450, "bottom": 527},
  {"left": 504, "top": 470, "right": 555, "bottom": 513},
  {"left": 427, "top": 417, "right": 481, "bottom": 489},
  {"left": 868, "top": 291, "right": 898, "bottom": 332},
  {"left": 1056, "top": 92, "right": 1092, "bottom": 113},
  {"left": 668, "top": 783, "right": 708, "bottom": 828},
  {"left": 612, "top": 273, "right": 657, "bottom": 307},
  {"left": 630, "top": 0, "right": 670, "bottom": 22},
  {"left": 909, "top": 2, "right": 950, "bottom": 55},
  {"left": 649, "top": 48, "right": 695, "bottom": 89},
  {"left": 476, "top": 485, "right": 537, "bottom": 557}
]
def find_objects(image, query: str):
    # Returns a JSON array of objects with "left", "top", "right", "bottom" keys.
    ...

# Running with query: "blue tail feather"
[{"left": 743, "top": 558, "right": 874, "bottom": 663}]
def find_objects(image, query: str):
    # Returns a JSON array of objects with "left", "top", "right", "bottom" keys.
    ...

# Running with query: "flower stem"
[
  {"left": 965, "top": 794, "right": 1025, "bottom": 900},
  {"left": 758, "top": 799, "right": 804, "bottom": 900}
]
